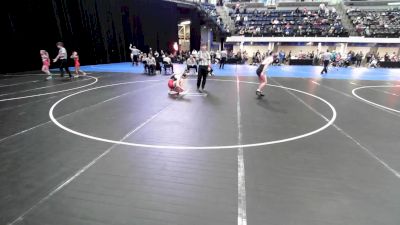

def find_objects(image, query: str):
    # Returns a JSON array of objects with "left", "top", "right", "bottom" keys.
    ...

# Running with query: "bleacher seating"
[
  {"left": 230, "top": 7, "right": 348, "bottom": 37},
  {"left": 199, "top": 3, "right": 230, "bottom": 34},
  {"left": 347, "top": 8, "right": 400, "bottom": 38}
]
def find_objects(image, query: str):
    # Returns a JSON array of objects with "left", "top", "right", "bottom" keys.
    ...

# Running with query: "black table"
[
  {"left": 289, "top": 59, "right": 313, "bottom": 65},
  {"left": 227, "top": 58, "right": 241, "bottom": 64},
  {"left": 379, "top": 61, "right": 400, "bottom": 68}
]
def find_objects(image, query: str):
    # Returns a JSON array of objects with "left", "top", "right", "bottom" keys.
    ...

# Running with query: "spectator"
[
  {"left": 163, "top": 54, "right": 174, "bottom": 73},
  {"left": 347, "top": 8, "right": 400, "bottom": 37},
  {"left": 391, "top": 52, "right": 398, "bottom": 62},
  {"left": 232, "top": 7, "right": 346, "bottom": 37},
  {"left": 186, "top": 54, "right": 197, "bottom": 73},
  {"left": 356, "top": 52, "right": 363, "bottom": 67},
  {"left": 384, "top": 52, "right": 390, "bottom": 62},
  {"left": 278, "top": 50, "right": 285, "bottom": 64}
]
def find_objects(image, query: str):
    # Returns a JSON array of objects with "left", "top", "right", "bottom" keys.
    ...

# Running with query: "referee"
[
  {"left": 197, "top": 43, "right": 211, "bottom": 92},
  {"left": 321, "top": 50, "right": 331, "bottom": 75}
]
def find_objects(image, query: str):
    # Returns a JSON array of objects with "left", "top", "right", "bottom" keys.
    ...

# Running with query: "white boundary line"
[
  {"left": 184, "top": 93, "right": 208, "bottom": 97},
  {"left": 49, "top": 79, "right": 337, "bottom": 150},
  {"left": 310, "top": 80, "right": 400, "bottom": 118},
  {"left": 0, "top": 96, "right": 58, "bottom": 113},
  {"left": 0, "top": 78, "right": 92, "bottom": 97},
  {"left": 236, "top": 76, "right": 247, "bottom": 225},
  {"left": 311, "top": 81, "right": 321, "bottom": 86},
  {"left": 350, "top": 82, "right": 400, "bottom": 96},
  {"left": 352, "top": 85, "right": 400, "bottom": 114},
  {"left": 7, "top": 103, "right": 170, "bottom": 225},
  {"left": 1, "top": 73, "right": 93, "bottom": 77},
  {"left": 0, "top": 76, "right": 98, "bottom": 102},
  {"left": 273, "top": 79, "right": 400, "bottom": 179},
  {"left": 0, "top": 80, "right": 39, "bottom": 88},
  {"left": 0, "top": 80, "right": 162, "bottom": 144}
]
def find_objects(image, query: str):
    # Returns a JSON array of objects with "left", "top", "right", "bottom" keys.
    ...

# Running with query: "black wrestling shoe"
[{"left": 256, "top": 90, "right": 265, "bottom": 97}]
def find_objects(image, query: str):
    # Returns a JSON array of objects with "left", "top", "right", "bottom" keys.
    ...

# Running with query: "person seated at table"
[
  {"left": 147, "top": 54, "right": 156, "bottom": 74},
  {"left": 384, "top": 52, "right": 390, "bottom": 62},
  {"left": 369, "top": 55, "right": 378, "bottom": 68},
  {"left": 186, "top": 54, "right": 197, "bottom": 72},
  {"left": 391, "top": 52, "right": 398, "bottom": 62},
  {"left": 163, "top": 54, "right": 174, "bottom": 73}
]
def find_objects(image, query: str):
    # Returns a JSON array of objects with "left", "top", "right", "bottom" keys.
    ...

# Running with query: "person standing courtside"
[
  {"left": 220, "top": 48, "right": 227, "bottom": 69},
  {"left": 53, "top": 42, "right": 73, "bottom": 79},
  {"left": 129, "top": 44, "right": 141, "bottom": 66},
  {"left": 321, "top": 50, "right": 331, "bottom": 75},
  {"left": 197, "top": 43, "right": 211, "bottom": 92}
]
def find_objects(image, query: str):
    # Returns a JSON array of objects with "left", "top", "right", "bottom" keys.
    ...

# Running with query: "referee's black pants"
[
  {"left": 219, "top": 57, "right": 226, "bottom": 69},
  {"left": 197, "top": 65, "right": 208, "bottom": 89},
  {"left": 59, "top": 59, "right": 72, "bottom": 78},
  {"left": 321, "top": 60, "right": 329, "bottom": 74}
]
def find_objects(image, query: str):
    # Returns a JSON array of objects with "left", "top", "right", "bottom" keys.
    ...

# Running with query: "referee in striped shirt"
[{"left": 197, "top": 43, "right": 211, "bottom": 92}]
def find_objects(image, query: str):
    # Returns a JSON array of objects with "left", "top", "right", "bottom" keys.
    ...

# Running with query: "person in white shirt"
[
  {"left": 220, "top": 48, "right": 228, "bottom": 69},
  {"left": 141, "top": 53, "right": 149, "bottom": 73},
  {"left": 191, "top": 49, "right": 198, "bottom": 60},
  {"left": 197, "top": 43, "right": 211, "bottom": 92},
  {"left": 163, "top": 54, "right": 174, "bottom": 74},
  {"left": 215, "top": 50, "right": 221, "bottom": 63},
  {"left": 255, "top": 53, "right": 274, "bottom": 97},
  {"left": 129, "top": 44, "right": 141, "bottom": 66},
  {"left": 391, "top": 52, "right": 398, "bottom": 62},
  {"left": 319, "top": 3, "right": 326, "bottom": 12},
  {"left": 186, "top": 54, "right": 197, "bottom": 72},
  {"left": 321, "top": 50, "right": 331, "bottom": 74},
  {"left": 147, "top": 54, "right": 156, "bottom": 75},
  {"left": 53, "top": 42, "right": 73, "bottom": 79}
]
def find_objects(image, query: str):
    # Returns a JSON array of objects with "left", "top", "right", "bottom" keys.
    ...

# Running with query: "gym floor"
[{"left": 1, "top": 64, "right": 400, "bottom": 225}]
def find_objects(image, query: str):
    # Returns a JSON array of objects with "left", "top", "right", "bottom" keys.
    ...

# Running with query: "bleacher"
[
  {"left": 230, "top": 7, "right": 348, "bottom": 37},
  {"left": 199, "top": 3, "right": 230, "bottom": 34},
  {"left": 347, "top": 8, "right": 400, "bottom": 38}
]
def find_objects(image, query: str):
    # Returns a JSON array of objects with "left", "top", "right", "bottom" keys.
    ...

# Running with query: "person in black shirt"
[{"left": 384, "top": 52, "right": 390, "bottom": 62}]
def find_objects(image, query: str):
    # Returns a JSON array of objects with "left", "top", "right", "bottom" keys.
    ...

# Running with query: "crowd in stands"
[
  {"left": 193, "top": 1, "right": 400, "bottom": 38},
  {"left": 199, "top": 3, "right": 231, "bottom": 34},
  {"left": 230, "top": 3, "right": 347, "bottom": 37},
  {"left": 347, "top": 8, "right": 400, "bottom": 38}
]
